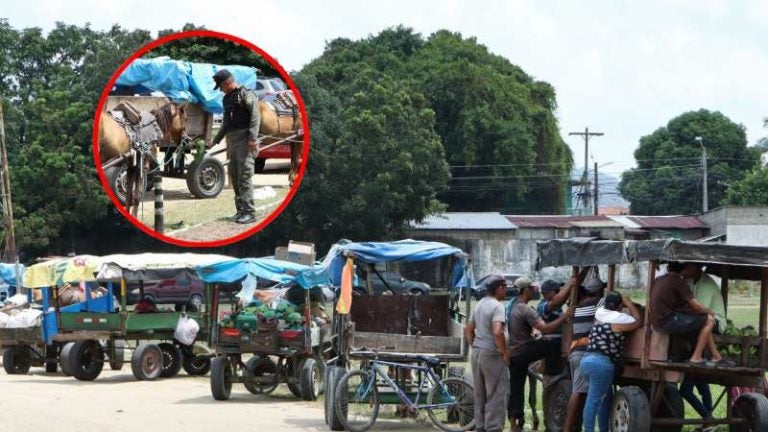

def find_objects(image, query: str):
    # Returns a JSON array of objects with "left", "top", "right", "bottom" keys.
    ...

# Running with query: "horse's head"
[{"left": 152, "top": 102, "right": 188, "bottom": 145}]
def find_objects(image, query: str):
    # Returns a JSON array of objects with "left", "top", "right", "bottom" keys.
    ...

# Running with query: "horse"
[
  {"left": 256, "top": 95, "right": 303, "bottom": 184},
  {"left": 98, "top": 102, "right": 187, "bottom": 216}
]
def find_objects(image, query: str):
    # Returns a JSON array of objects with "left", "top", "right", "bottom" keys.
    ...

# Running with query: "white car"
[{"left": 253, "top": 77, "right": 287, "bottom": 99}]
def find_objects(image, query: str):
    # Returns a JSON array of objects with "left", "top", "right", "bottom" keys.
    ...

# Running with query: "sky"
[{"left": 4, "top": 0, "right": 767, "bottom": 178}]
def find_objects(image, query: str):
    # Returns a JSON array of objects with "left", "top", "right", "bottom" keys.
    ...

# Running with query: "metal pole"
[
  {"left": 593, "top": 162, "right": 599, "bottom": 215},
  {"left": 569, "top": 127, "right": 604, "bottom": 214},
  {"left": 702, "top": 145, "right": 708, "bottom": 213},
  {"left": 153, "top": 175, "right": 164, "bottom": 233}
]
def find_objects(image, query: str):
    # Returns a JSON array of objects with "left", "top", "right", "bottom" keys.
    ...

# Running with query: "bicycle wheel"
[
  {"left": 334, "top": 369, "right": 379, "bottom": 432},
  {"left": 426, "top": 377, "right": 475, "bottom": 432}
]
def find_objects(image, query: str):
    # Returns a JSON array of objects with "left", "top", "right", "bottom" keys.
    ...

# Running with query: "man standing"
[
  {"left": 465, "top": 276, "right": 510, "bottom": 432},
  {"left": 507, "top": 276, "right": 570, "bottom": 432},
  {"left": 212, "top": 69, "right": 261, "bottom": 224},
  {"left": 536, "top": 279, "right": 571, "bottom": 374}
]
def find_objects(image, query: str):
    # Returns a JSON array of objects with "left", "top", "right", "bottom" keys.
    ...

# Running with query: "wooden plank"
[
  {"left": 721, "top": 265, "right": 730, "bottom": 312},
  {"left": 607, "top": 264, "right": 616, "bottom": 292},
  {"left": 642, "top": 260, "right": 657, "bottom": 369},
  {"left": 350, "top": 331, "right": 461, "bottom": 355}
]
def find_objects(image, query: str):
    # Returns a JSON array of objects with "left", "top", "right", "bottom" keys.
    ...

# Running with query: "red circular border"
[{"left": 92, "top": 30, "right": 310, "bottom": 248}]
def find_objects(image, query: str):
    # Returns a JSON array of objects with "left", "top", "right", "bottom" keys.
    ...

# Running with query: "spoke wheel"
[
  {"left": 335, "top": 369, "right": 380, "bottom": 432},
  {"left": 426, "top": 377, "right": 476, "bottom": 432}
]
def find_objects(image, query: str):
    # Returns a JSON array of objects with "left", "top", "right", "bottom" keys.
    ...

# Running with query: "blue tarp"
[
  {"left": 196, "top": 257, "right": 329, "bottom": 290},
  {"left": 115, "top": 57, "right": 259, "bottom": 113},
  {"left": 323, "top": 239, "right": 469, "bottom": 287},
  {"left": 0, "top": 263, "right": 24, "bottom": 287}
]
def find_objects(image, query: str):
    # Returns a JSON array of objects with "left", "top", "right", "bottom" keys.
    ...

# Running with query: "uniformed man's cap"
[{"left": 213, "top": 69, "right": 233, "bottom": 90}]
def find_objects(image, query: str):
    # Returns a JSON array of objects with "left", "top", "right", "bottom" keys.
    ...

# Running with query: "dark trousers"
[
  {"left": 508, "top": 339, "right": 560, "bottom": 419},
  {"left": 680, "top": 377, "right": 713, "bottom": 418}
]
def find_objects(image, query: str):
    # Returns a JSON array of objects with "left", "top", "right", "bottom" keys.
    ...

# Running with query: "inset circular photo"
[{"left": 93, "top": 30, "right": 308, "bottom": 246}]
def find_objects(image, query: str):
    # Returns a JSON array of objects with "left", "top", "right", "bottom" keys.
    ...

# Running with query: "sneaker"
[{"left": 235, "top": 214, "right": 257, "bottom": 224}]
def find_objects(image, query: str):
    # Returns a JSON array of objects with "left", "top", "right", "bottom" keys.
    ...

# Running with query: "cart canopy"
[
  {"left": 0, "top": 263, "right": 24, "bottom": 287},
  {"left": 196, "top": 257, "right": 329, "bottom": 288},
  {"left": 114, "top": 56, "right": 259, "bottom": 113},
  {"left": 323, "top": 239, "right": 470, "bottom": 287},
  {"left": 23, "top": 255, "right": 102, "bottom": 288},
  {"left": 97, "top": 253, "right": 234, "bottom": 282},
  {"left": 536, "top": 237, "right": 630, "bottom": 269}
]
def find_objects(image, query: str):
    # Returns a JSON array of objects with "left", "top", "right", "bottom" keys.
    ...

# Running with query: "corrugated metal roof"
[
  {"left": 505, "top": 215, "right": 621, "bottom": 229},
  {"left": 411, "top": 212, "right": 517, "bottom": 230},
  {"left": 624, "top": 216, "right": 706, "bottom": 229}
]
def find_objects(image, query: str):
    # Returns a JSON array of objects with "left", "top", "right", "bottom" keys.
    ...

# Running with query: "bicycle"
[{"left": 334, "top": 354, "right": 475, "bottom": 432}]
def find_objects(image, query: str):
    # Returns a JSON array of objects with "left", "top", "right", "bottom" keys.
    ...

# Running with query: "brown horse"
[
  {"left": 257, "top": 98, "right": 303, "bottom": 184},
  {"left": 98, "top": 102, "right": 187, "bottom": 216}
]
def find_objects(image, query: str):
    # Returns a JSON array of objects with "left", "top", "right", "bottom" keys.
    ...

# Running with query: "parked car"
[
  {"left": 464, "top": 273, "right": 522, "bottom": 300},
  {"left": 253, "top": 77, "right": 287, "bottom": 99},
  {"left": 127, "top": 279, "right": 240, "bottom": 310},
  {"left": 353, "top": 270, "right": 431, "bottom": 295}
]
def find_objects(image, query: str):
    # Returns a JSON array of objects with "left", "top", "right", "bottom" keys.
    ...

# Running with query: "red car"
[{"left": 254, "top": 142, "right": 291, "bottom": 173}]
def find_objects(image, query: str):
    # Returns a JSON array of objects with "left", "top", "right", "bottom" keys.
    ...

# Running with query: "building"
[
  {"left": 699, "top": 207, "right": 768, "bottom": 246},
  {"left": 607, "top": 215, "right": 708, "bottom": 240}
]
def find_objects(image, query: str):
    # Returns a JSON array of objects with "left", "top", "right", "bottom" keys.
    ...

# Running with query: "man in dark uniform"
[{"left": 212, "top": 69, "right": 261, "bottom": 224}]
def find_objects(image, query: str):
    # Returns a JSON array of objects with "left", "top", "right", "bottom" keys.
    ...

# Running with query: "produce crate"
[{"left": 715, "top": 334, "right": 764, "bottom": 368}]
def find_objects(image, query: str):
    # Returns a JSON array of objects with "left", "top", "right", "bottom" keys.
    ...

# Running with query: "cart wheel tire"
[
  {"left": 299, "top": 357, "right": 324, "bottom": 401},
  {"left": 3, "top": 345, "right": 32, "bottom": 375},
  {"left": 108, "top": 340, "right": 126, "bottom": 371},
  {"left": 182, "top": 354, "right": 211, "bottom": 376},
  {"left": 325, "top": 366, "right": 346, "bottom": 431},
  {"left": 105, "top": 164, "right": 128, "bottom": 206},
  {"left": 59, "top": 342, "right": 75, "bottom": 376},
  {"left": 254, "top": 158, "right": 266, "bottom": 173},
  {"left": 158, "top": 342, "right": 182, "bottom": 378},
  {"left": 186, "top": 157, "right": 225, "bottom": 199},
  {"left": 730, "top": 392, "right": 768, "bottom": 432},
  {"left": 543, "top": 378, "right": 572, "bottom": 432},
  {"left": 210, "top": 356, "right": 233, "bottom": 401},
  {"left": 68, "top": 340, "right": 104, "bottom": 381},
  {"left": 610, "top": 386, "right": 651, "bottom": 432},
  {"left": 131, "top": 343, "right": 163, "bottom": 381},
  {"left": 244, "top": 356, "right": 279, "bottom": 395},
  {"left": 286, "top": 356, "right": 303, "bottom": 398},
  {"left": 655, "top": 383, "right": 684, "bottom": 432}
]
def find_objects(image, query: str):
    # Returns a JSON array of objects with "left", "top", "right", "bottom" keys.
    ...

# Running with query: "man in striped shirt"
[{"left": 563, "top": 276, "right": 606, "bottom": 432}]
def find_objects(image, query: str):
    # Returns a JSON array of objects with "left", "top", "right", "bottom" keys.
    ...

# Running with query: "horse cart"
[
  {"left": 195, "top": 256, "right": 333, "bottom": 401},
  {"left": 323, "top": 240, "right": 475, "bottom": 431},
  {"left": 536, "top": 238, "right": 768, "bottom": 432}
]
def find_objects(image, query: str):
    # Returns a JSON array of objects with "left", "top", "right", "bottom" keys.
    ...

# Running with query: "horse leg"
[
  {"left": 289, "top": 139, "right": 301, "bottom": 185},
  {"left": 528, "top": 370, "right": 539, "bottom": 431},
  {"left": 125, "top": 165, "right": 135, "bottom": 214}
]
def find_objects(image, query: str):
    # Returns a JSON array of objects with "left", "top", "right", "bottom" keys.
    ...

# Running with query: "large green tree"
[
  {"left": 725, "top": 166, "right": 768, "bottom": 206},
  {"left": 619, "top": 109, "right": 760, "bottom": 215}
]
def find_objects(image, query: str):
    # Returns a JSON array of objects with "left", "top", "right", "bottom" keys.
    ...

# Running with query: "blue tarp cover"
[
  {"left": 115, "top": 56, "right": 259, "bottom": 113},
  {"left": 0, "top": 263, "right": 24, "bottom": 287},
  {"left": 196, "top": 257, "right": 328, "bottom": 289}
]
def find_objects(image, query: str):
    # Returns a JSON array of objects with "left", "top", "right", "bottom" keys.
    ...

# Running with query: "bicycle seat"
[{"left": 418, "top": 355, "right": 441, "bottom": 367}]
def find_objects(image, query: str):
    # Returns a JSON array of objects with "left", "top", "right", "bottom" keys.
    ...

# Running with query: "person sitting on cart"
[
  {"left": 563, "top": 276, "right": 605, "bottom": 432},
  {"left": 580, "top": 292, "right": 643, "bottom": 432},
  {"left": 536, "top": 279, "right": 572, "bottom": 374},
  {"left": 506, "top": 276, "right": 571, "bottom": 432},
  {"left": 465, "top": 275, "right": 511, "bottom": 432},
  {"left": 649, "top": 262, "right": 729, "bottom": 367}
]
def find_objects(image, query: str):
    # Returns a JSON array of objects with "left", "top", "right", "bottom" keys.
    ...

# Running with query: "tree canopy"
[
  {"left": 619, "top": 109, "right": 760, "bottom": 215},
  {"left": 725, "top": 166, "right": 768, "bottom": 206}
]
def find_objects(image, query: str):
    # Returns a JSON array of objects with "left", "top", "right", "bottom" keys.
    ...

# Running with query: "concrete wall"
[{"left": 700, "top": 207, "right": 768, "bottom": 246}]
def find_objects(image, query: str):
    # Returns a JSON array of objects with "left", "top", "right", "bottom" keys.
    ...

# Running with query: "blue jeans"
[
  {"left": 581, "top": 353, "right": 615, "bottom": 432},
  {"left": 680, "top": 377, "right": 713, "bottom": 418}
]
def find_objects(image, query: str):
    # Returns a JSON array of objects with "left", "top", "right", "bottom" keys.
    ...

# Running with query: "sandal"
[{"left": 713, "top": 358, "right": 736, "bottom": 367}]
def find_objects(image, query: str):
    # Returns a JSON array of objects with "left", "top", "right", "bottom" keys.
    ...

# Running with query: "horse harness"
[
  {"left": 107, "top": 101, "right": 164, "bottom": 165},
  {"left": 262, "top": 90, "right": 300, "bottom": 134}
]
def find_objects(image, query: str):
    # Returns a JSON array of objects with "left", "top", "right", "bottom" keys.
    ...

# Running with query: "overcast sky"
[{"left": 5, "top": 0, "right": 767, "bottom": 176}]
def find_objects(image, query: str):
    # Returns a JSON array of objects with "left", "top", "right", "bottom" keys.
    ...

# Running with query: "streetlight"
[{"left": 695, "top": 136, "right": 708, "bottom": 213}]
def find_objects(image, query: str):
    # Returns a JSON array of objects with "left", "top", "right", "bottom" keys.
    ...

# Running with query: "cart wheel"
[
  {"left": 105, "top": 164, "right": 128, "bottom": 206},
  {"left": 131, "top": 343, "right": 163, "bottom": 381},
  {"left": 45, "top": 344, "right": 58, "bottom": 373},
  {"left": 210, "top": 356, "right": 233, "bottom": 401},
  {"left": 655, "top": 383, "right": 684, "bottom": 432},
  {"left": 59, "top": 342, "right": 75, "bottom": 376},
  {"left": 426, "top": 377, "right": 475, "bottom": 432},
  {"left": 2, "top": 345, "right": 32, "bottom": 375},
  {"left": 68, "top": 340, "right": 104, "bottom": 381},
  {"left": 158, "top": 342, "right": 183, "bottom": 378},
  {"left": 107, "top": 340, "right": 126, "bottom": 371},
  {"left": 186, "top": 157, "right": 225, "bottom": 199},
  {"left": 335, "top": 369, "right": 380, "bottom": 432},
  {"left": 543, "top": 378, "right": 572, "bottom": 432},
  {"left": 610, "top": 386, "right": 651, "bottom": 432},
  {"left": 731, "top": 392, "right": 768, "bottom": 432},
  {"left": 325, "top": 366, "right": 346, "bottom": 431},
  {"left": 244, "top": 356, "right": 279, "bottom": 395},
  {"left": 182, "top": 354, "right": 211, "bottom": 376},
  {"left": 299, "top": 357, "right": 324, "bottom": 401},
  {"left": 286, "top": 356, "right": 303, "bottom": 398},
  {"left": 254, "top": 158, "right": 266, "bottom": 173}
]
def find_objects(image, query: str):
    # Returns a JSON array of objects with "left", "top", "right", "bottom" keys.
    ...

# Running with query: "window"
[{"left": 255, "top": 81, "right": 265, "bottom": 90}]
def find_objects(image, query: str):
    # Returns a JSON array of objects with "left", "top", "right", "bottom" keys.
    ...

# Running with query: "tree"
[
  {"left": 619, "top": 109, "right": 760, "bottom": 215},
  {"left": 725, "top": 167, "right": 768, "bottom": 206}
]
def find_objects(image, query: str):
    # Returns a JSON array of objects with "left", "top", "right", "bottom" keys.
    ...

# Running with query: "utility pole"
[
  {"left": 569, "top": 127, "right": 604, "bottom": 215},
  {"left": 0, "top": 101, "right": 20, "bottom": 289},
  {"left": 696, "top": 136, "right": 708, "bottom": 213},
  {"left": 594, "top": 162, "right": 599, "bottom": 216}
]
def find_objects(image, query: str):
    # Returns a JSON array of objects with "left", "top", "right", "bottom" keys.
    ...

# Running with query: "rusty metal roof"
[
  {"left": 412, "top": 212, "right": 517, "bottom": 230},
  {"left": 613, "top": 215, "right": 707, "bottom": 229},
  {"left": 505, "top": 215, "right": 623, "bottom": 229}
]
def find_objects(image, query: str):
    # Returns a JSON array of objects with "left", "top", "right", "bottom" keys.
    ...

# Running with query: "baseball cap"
[
  {"left": 213, "top": 69, "right": 233, "bottom": 90},
  {"left": 583, "top": 276, "right": 606, "bottom": 293},
  {"left": 514, "top": 276, "right": 534, "bottom": 290},
  {"left": 541, "top": 279, "right": 564, "bottom": 293}
]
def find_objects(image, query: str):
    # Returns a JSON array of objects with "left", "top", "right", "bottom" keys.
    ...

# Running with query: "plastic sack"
[
  {"left": 174, "top": 315, "right": 200, "bottom": 346},
  {"left": 5, "top": 293, "right": 28, "bottom": 307},
  {"left": 0, "top": 311, "right": 9, "bottom": 328},
  {"left": 6, "top": 308, "right": 42, "bottom": 328}
]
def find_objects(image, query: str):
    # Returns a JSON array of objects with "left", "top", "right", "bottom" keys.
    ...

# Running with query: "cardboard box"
[{"left": 275, "top": 241, "right": 316, "bottom": 266}]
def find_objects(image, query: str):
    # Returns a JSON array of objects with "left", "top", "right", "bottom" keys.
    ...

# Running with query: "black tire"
[
  {"left": 45, "top": 361, "right": 57, "bottom": 373},
  {"left": 654, "top": 383, "right": 684, "bottom": 432},
  {"left": 105, "top": 164, "right": 128, "bottom": 206},
  {"left": 426, "top": 377, "right": 475, "bottom": 432},
  {"left": 3, "top": 345, "right": 32, "bottom": 375},
  {"left": 325, "top": 366, "right": 346, "bottom": 431},
  {"left": 44, "top": 344, "right": 58, "bottom": 373},
  {"left": 409, "top": 288, "right": 425, "bottom": 296},
  {"left": 131, "top": 343, "right": 163, "bottom": 381},
  {"left": 254, "top": 158, "right": 266, "bottom": 173},
  {"left": 68, "top": 340, "right": 104, "bottom": 381},
  {"left": 210, "top": 356, "right": 233, "bottom": 401},
  {"left": 730, "top": 392, "right": 768, "bottom": 432},
  {"left": 187, "top": 294, "right": 203, "bottom": 312},
  {"left": 186, "top": 157, "right": 225, "bottom": 199},
  {"left": 158, "top": 342, "right": 183, "bottom": 378},
  {"left": 182, "top": 354, "right": 211, "bottom": 376},
  {"left": 543, "top": 378, "right": 572, "bottom": 432},
  {"left": 286, "top": 356, "right": 303, "bottom": 398},
  {"left": 299, "top": 357, "right": 324, "bottom": 401},
  {"left": 335, "top": 369, "right": 380, "bottom": 432},
  {"left": 610, "top": 386, "right": 651, "bottom": 432},
  {"left": 244, "top": 356, "right": 279, "bottom": 395},
  {"left": 108, "top": 340, "right": 125, "bottom": 371},
  {"left": 59, "top": 342, "right": 75, "bottom": 376}
]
